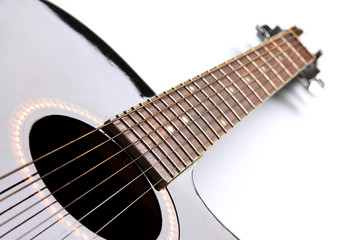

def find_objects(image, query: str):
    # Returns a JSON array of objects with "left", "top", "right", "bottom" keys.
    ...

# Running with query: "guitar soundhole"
[{"left": 29, "top": 115, "right": 162, "bottom": 239}]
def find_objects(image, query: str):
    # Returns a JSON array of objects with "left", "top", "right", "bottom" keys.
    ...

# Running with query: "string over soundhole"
[{"left": 29, "top": 115, "right": 162, "bottom": 239}]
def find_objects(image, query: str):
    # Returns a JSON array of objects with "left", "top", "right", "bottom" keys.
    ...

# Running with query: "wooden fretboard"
[{"left": 105, "top": 27, "right": 315, "bottom": 189}]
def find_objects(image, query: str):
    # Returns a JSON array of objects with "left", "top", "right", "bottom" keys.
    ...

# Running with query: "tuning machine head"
[
  {"left": 256, "top": 25, "right": 282, "bottom": 41},
  {"left": 256, "top": 25, "right": 324, "bottom": 95},
  {"left": 256, "top": 25, "right": 304, "bottom": 41},
  {"left": 300, "top": 50, "right": 324, "bottom": 96}
]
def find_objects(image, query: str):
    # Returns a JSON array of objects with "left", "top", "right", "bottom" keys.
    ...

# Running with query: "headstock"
[{"left": 256, "top": 25, "right": 324, "bottom": 95}]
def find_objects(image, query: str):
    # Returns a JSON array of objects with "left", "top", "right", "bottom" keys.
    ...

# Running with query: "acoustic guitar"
[{"left": 0, "top": 1, "right": 321, "bottom": 239}]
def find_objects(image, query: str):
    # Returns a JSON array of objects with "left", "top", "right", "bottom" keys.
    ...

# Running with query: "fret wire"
[
  {"left": 290, "top": 38, "right": 315, "bottom": 63},
  {"left": 192, "top": 81, "right": 229, "bottom": 134},
  {"left": 133, "top": 109, "right": 171, "bottom": 158},
  {"left": 245, "top": 54, "right": 277, "bottom": 94},
  {"left": 189, "top": 113, "right": 215, "bottom": 145},
  {"left": 138, "top": 103, "right": 188, "bottom": 167},
  {"left": 208, "top": 71, "right": 243, "bottom": 122},
  {"left": 186, "top": 83, "right": 227, "bottom": 135},
  {"left": 201, "top": 78, "right": 234, "bottom": 127},
  {"left": 131, "top": 111, "right": 186, "bottom": 170},
  {"left": 262, "top": 47, "right": 290, "bottom": 83},
  {"left": 120, "top": 116, "right": 145, "bottom": 146},
  {"left": 291, "top": 43, "right": 311, "bottom": 64},
  {"left": 280, "top": 36, "right": 306, "bottom": 67},
  {"left": 254, "top": 51, "right": 283, "bottom": 89},
  {"left": 127, "top": 113, "right": 183, "bottom": 171},
  {"left": 202, "top": 74, "right": 241, "bottom": 123},
  {"left": 254, "top": 49, "right": 286, "bottom": 85},
  {"left": 124, "top": 116, "right": 176, "bottom": 174},
  {"left": 287, "top": 31, "right": 309, "bottom": 65},
  {"left": 145, "top": 101, "right": 189, "bottom": 167},
  {"left": 171, "top": 90, "right": 216, "bottom": 145},
  {"left": 272, "top": 39, "right": 300, "bottom": 73},
  {"left": 246, "top": 54, "right": 278, "bottom": 91},
  {"left": 238, "top": 58, "right": 271, "bottom": 97},
  {"left": 158, "top": 97, "right": 202, "bottom": 157},
  {"left": 263, "top": 44, "right": 293, "bottom": 77},
  {"left": 218, "top": 68, "right": 250, "bottom": 115},
  {"left": 211, "top": 29, "right": 293, "bottom": 81},
  {"left": 167, "top": 92, "right": 209, "bottom": 151},
  {"left": 226, "top": 64, "right": 256, "bottom": 108},
  {"left": 151, "top": 101, "right": 195, "bottom": 162},
  {"left": 176, "top": 85, "right": 217, "bottom": 143},
  {"left": 236, "top": 59, "right": 266, "bottom": 102},
  {"left": 121, "top": 116, "right": 176, "bottom": 177}
]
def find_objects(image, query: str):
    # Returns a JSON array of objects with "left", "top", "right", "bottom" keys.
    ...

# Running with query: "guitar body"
[{"left": 0, "top": 1, "right": 236, "bottom": 239}]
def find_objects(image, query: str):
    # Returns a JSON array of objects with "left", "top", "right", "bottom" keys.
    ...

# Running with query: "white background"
[{"left": 50, "top": 1, "right": 360, "bottom": 239}]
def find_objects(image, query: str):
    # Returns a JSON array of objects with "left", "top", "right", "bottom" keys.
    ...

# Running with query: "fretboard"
[{"left": 105, "top": 27, "right": 315, "bottom": 189}]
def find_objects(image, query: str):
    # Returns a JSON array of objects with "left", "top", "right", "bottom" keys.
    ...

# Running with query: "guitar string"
[
  {"left": 0, "top": 37, "right": 307, "bottom": 238},
  {"left": 0, "top": 34, "right": 294, "bottom": 204},
  {"left": 0, "top": 35, "right": 300, "bottom": 216},
  {"left": 22, "top": 65, "right": 278, "bottom": 239},
  {"left": 3, "top": 36, "right": 310, "bottom": 239},
  {"left": 86, "top": 42, "right": 312, "bottom": 240},
  {"left": 19, "top": 47, "right": 308, "bottom": 240},
  {"left": 0, "top": 36, "right": 288, "bottom": 200},
  {"left": 84, "top": 45, "right": 309, "bottom": 240},
  {"left": 0, "top": 40, "right": 310, "bottom": 240},
  {"left": 12, "top": 42, "right": 308, "bottom": 239},
  {"left": 1, "top": 39, "right": 293, "bottom": 232},
  {"left": 29, "top": 213, "right": 70, "bottom": 240},
  {"left": 0, "top": 31, "right": 300, "bottom": 206},
  {"left": 0, "top": 38, "right": 304, "bottom": 228},
  {"left": 2, "top": 39, "right": 304, "bottom": 238},
  {"left": 0, "top": 28, "right": 296, "bottom": 183}
]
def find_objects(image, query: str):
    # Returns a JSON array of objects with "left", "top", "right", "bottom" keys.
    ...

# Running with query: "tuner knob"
[
  {"left": 308, "top": 78, "right": 325, "bottom": 96},
  {"left": 256, "top": 25, "right": 282, "bottom": 41}
]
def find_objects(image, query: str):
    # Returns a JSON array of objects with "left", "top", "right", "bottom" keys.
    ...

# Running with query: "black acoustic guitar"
[{"left": 0, "top": 1, "right": 321, "bottom": 239}]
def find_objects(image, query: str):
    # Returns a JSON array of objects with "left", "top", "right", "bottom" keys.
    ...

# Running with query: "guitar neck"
[{"left": 105, "top": 27, "right": 315, "bottom": 189}]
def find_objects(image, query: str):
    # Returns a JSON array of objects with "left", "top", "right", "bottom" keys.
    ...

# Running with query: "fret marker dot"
[
  {"left": 189, "top": 86, "right": 195, "bottom": 91},
  {"left": 221, "top": 120, "right": 227, "bottom": 126},
  {"left": 228, "top": 87, "right": 235, "bottom": 93},
  {"left": 261, "top": 66, "right": 267, "bottom": 71},
  {"left": 182, "top": 116, "right": 189, "bottom": 123},
  {"left": 245, "top": 77, "right": 251, "bottom": 83},
  {"left": 278, "top": 56, "right": 283, "bottom": 61},
  {"left": 167, "top": 126, "right": 174, "bottom": 133}
]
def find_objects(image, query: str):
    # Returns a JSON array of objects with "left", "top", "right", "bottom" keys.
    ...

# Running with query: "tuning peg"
[
  {"left": 256, "top": 25, "right": 282, "bottom": 41},
  {"left": 300, "top": 50, "right": 324, "bottom": 96},
  {"left": 308, "top": 78, "right": 325, "bottom": 96}
]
